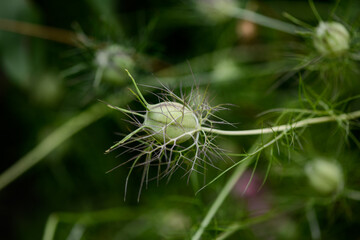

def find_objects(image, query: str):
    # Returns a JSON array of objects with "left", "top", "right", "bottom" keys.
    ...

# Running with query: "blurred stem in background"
[
  {"left": 0, "top": 18, "right": 79, "bottom": 46},
  {"left": 220, "top": 4, "right": 302, "bottom": 34},
  {"left": 43, "top": 207, "right": 136, "bottom": 240},
  {"left": 0, "top": 92, "right": 124, "bottom": 190}
]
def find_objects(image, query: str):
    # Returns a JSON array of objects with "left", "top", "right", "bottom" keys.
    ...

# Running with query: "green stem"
[
  {"left": 0, "top": 91, "right": 131, "bottom": 191},
  {"left": 216, "top": 210, "right": 280, "bottom": 240},
  {"left": 344, "top": 189, "right": 360, "bottom": 201},
  {"left": 126, "top": 69, "right": 149, "bottom": 107},
  {"left": 222, "top": 6, "right": 301, "bottom": 34},
  {"left": 306, "top": 201, "right": 321, "bottom": 240},
  {"left": 0, "top": 103, "right": 107, "bottom": 190},
  {"left": 191, "top": 154, "right": 251, "bottom": 240},
  {"left": 105, "top": 126, "right": 146, "bottom": 153},
  {"left": 191, "top": 133, "right": 285, "bottom": 240},
  {"left": 43, "top": 207, "right": 136, "bottom": 240},
  {"left": 308, "top": 0, "right": 322, "bottom": 22},
  {"left": 43, "top": 214, "right": 59, "bottom": 240},
  {"left": 202, "top": 110, "right": 360, "bottom": 136}
]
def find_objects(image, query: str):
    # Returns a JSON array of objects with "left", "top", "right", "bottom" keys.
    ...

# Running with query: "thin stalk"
[
  {"left": 221, "top": 7, "right": 301, "bottom": 34},
  {"left": 306, "top": 201, "right": 321, "bottom": 240},
  {"left": 105, "top": 126, "right": 146, "bottom": 153},
  {"left": 192, "top": 110, "right": 360, "bottom": 239},
  {"left": 191, "top": 152, "right": 251, "bottom": 240},
  {"left": 0, "top": 18, "right": 78, "bottom": 46},
  {"left": 43, "top": 207, "right": 136, "bottom": 240},
  {"left": 191, "top": 133, "right": 285, "bottom": 240},
  {"left": 308, "top": 0, "right": 322, "bottom": 22},
  {"left": 126, "top": 69, "right": 149, "bottom": 107},
  {"left": 0, "top": 102, "right": 107, "bottom": 190},
  {"left": 344, "top": 189, "right": 360, "bottom": 201},
  {"left": 43, "top": 214, "right": 59, "bottom": 240},
  {"left": 0, "top": 91, "right": 131, "bottom": 191},
  {"left": 202, "top": 110, "right": 360, "bottom": 136},
  {"left": 216, "top": 210, "right": 280, "bottom": 240}
]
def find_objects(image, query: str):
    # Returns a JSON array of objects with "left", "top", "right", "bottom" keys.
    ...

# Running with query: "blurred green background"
[{"left": 1, "top": 0, "right": 360, "bottom": 239}]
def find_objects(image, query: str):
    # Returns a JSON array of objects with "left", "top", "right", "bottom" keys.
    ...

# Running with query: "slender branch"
[
  {"left": 306, "top": 202, "right": 321, "bottom": 240},
  {"left": 308, "top": 0, "right": 322, "bottom": 22},
  {"left": 215, "top": 208, "right": 290, "bottom": 240},
  {"left": 221, "top": 7, "right": 302, "bottom": 34},
  {"left": 191, "top": 133, "right": 285, "bottom": 240},
  {"left": 344, "top": 189, "right": 360, "bottom": 201},
  {"left": 202, "top": 110, "right": 360, "bottom": 136},
  {"left": 125, "top": 69, "right": 149, "bottom": 107},
  {"left": 0, "top": 102, "right": 108, "bottom": 191},
  {"left": 105, "top": 126, "right": 146, "bottom": 153},
  {"left": 192, "top": 110, "right": 360, "bottom": 239},
  {"left": 43, "top": 214, "right": 59, "bottom": 240},
  {"left": 0, "top": 91, "right": 131, "bottom": 191},
  {"left": 0, "top": 18, "right": 78, "bottom": 46},
  {"left": 191, "top": 154, "right": 251, "bottom": 240}
]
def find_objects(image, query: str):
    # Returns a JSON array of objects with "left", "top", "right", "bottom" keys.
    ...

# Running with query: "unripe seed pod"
[
  {"left": 144, "top": 102, "right": 199, "bottom": 143},
  {"left": 305, "top": 159, "right": 343, "bottom": 195},
  {"left": 313, "top": 21, "right": 350, "bottom": 56}
]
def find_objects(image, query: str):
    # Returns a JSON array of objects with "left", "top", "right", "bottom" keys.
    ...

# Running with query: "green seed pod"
[
  {"left": 144, "top": 102, "right": 199, "bottom": 143},
  {"left": 313, "top": 21, "right": 350, "bottom": 56},
  {"left": 305, "top": 159, "right": 344, "bottom": 195}
]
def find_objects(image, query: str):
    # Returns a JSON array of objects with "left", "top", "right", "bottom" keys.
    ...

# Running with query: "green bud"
[
  {"left": 32, "top": 73, "right": 63, "bottom": 106},
  {"left": 144, "top": 102, "right": 199, "bottom": 143},
  {"left": 196, "top": 0, "right": 237, "bottom": 23},
  {"left": 313, "top": 21, "right": 350, "bottom": 56},
  {"left": 95, "top": 45, "right": 134, "bottom": 85},
  {"left": 212, "top": 59, "right": 242, "bottom": 83},
  {"left": 305, "top": 159, "right": 344, "bottom": 195}
]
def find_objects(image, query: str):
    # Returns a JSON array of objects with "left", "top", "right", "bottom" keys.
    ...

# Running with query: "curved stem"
[{"left": 202, "top": 110, "right": 360, "bottom": 136}]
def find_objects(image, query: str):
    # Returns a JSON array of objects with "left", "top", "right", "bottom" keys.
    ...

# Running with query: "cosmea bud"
[
  {"left": 144, "top": 102, "right": 199, "bottom": 143},
  {"left": 313, "top": 21, "right": 350, "bottom": 56},
  {"left": 305, "top": 158, "right": 344, "bottom": 195}
]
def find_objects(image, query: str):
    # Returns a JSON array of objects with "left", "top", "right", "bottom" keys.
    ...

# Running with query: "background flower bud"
[
  {"left": 305, "top": 158, "right": 344, "bottom": 195},
  {"left": 144, "top": 102, "right": 199, "bottom": 143},
  {"left": 95, "top": 45, "right": 134, "bottom": 85},
  {"left": 313, "top": 21, "right": 350, "bottom": 56},
  {"left": 195, "top": 0, "right": 237, "bottom": 23}
]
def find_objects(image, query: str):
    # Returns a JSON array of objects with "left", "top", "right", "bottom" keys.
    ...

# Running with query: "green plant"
[{"left": 1, "top": 1, "right": 360, "bottom": 240}]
